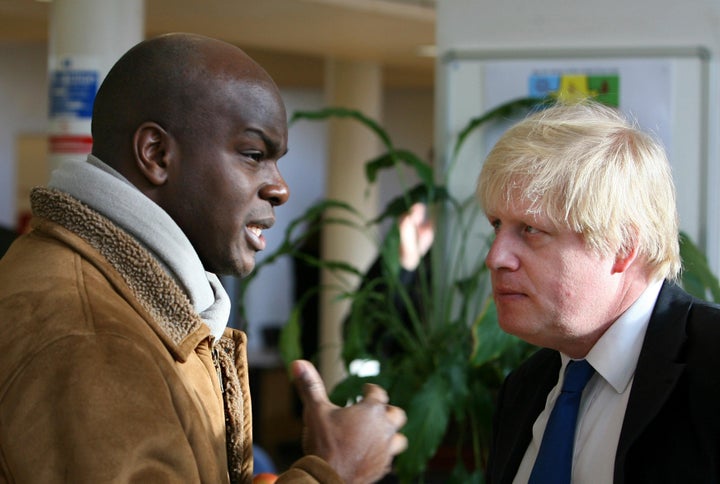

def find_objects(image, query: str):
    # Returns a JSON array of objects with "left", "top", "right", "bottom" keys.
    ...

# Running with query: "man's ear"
[
  {"left": 612, "top": 243, "right": 639, "bottom": 274},
  {"left": 133, "top": 122, "right": 175, "bottom": 186}
]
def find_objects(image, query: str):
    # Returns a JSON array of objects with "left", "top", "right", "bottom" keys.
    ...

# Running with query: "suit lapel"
[
  {"left": 494, "top": 349, "right": 561, "bottom": 484},
  {"left": 615, "top": 282, "right": 689, "bottom": 474}
]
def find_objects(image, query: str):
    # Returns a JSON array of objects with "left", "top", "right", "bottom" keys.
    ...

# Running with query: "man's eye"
[
  {"left": 524, "top": 225, "right": 540, "bottom": 234},
  {"left": 490, "top": 219, "right": 501, "bottom": 231},
  {"left": 243, "top": 151, "right": 263, "bottom": 161}
]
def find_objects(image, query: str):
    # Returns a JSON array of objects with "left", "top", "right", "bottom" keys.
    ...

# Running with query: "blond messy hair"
[{"left": 477, "top": 100, "right": 681, "bottom": 281}]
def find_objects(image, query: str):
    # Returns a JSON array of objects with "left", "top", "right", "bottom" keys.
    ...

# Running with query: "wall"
[{"left": 436, "top": 0, "right": 720, "bottom": 271}]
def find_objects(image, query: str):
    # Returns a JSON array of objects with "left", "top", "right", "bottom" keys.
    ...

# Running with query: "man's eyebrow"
[{"left": 246, "top": 128, "right": 287, "bottom": 157}]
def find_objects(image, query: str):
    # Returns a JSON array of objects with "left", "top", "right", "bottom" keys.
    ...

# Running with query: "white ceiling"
[{"left": 0, "top": 0, "right": 435, "bottom": 87}]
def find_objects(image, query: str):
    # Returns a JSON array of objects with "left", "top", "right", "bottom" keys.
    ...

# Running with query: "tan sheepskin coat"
[{"left": 0, "top": 188, "right": 340, "bottom": 483}]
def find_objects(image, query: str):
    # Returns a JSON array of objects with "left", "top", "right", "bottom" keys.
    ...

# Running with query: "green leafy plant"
[{"left": 241, "top": 97, "right": 720, "bottom": 483}]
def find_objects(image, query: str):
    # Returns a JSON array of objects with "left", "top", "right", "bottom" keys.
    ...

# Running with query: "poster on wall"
[
  {"left": 528, "top": 71, "right": 619, "bottom": 106},
  {"left": 481, "top": 58, "right": 672, "bottom": 158},
  {"left": 48, "top": 55, "right": 101, "bottom": 169}
]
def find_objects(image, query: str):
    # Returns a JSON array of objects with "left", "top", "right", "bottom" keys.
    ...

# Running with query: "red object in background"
[
  {"left": 253, "top": 473, "right": 278, "bottom": 484},
  {"left": 49, "top": 134, "right": 93, "bottom": 154}
]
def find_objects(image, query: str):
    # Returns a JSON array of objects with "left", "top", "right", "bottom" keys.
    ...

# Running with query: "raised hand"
[
  {"left": 291, "top": 360, "right": 408, "bottom": 483},
  {"left": 398, "top": 202, "right": 434, "bottom": 271}
]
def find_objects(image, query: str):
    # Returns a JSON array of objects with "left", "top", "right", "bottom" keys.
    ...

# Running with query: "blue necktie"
[{"left": 529, "top": 359, "right": 595, "bottom": 484}]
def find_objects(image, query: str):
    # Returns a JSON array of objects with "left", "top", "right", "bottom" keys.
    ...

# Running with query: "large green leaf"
[
  {"left": 278, "top": 305, "right": 303, "bottom": 368},
  {"left": 394, "top": 372, "right": 452, "bottom": 480},
  {"left": 290, "top": 107, "right": 394, "bottom": 152},
  {"left": 365, "top": 149, "right": 434, "bottom": 187},
  {"left": 470, "top": 298, "right": 523, "bottom": 367}
]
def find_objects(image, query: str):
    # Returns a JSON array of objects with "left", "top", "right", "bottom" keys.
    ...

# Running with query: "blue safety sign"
[{"left": 49, "top": 69, "right": 99, "bottom": 119}]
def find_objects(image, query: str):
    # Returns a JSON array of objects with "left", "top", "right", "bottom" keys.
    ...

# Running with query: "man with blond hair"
[{"left": 479, "top": 101, "right": 720, "bottom": 483}]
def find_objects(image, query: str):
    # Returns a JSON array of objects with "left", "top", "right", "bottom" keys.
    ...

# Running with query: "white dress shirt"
[{"left": 513, "top": 280, "right": 663, "bottom": 484}]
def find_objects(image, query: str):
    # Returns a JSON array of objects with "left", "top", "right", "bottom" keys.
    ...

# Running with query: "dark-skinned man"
[{"left": 0, "top": 33, "right": 406, "bottom": 484}]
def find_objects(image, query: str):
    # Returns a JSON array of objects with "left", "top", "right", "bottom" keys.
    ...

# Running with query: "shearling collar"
[{"left": 30, "top": 186, "right": 208, "bottom": 361}]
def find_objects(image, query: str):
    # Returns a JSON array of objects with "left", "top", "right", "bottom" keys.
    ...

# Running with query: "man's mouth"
[
  {"left": 246, "top": 223, "right": 269, "bottom": 251},
  {"left": 493, "top": 283, "right": 528, "bottom": 299}
]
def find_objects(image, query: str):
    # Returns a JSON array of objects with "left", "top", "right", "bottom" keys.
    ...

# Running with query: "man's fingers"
[
  {"left": 361, "top": 384, "right": 406, "bottom": 431},
  {"left": 389, "top": 432, "right": 409, "bottom": 455},
  {"left": 386, "top": 403, "right": 407, "bottom": 429},
  {"left": 408, "top": 202, "right": 426, "bottom": 223},
  {"left": 291, "top": 359, "right": 330, "bottom": 406},
  {"left": 361, "top": 383, "right": 389, "bottom": 404}
]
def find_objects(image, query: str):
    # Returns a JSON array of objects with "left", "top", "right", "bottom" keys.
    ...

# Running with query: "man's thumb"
[{"left": 291, "top": 359, "right": 330, "bottom": 406}]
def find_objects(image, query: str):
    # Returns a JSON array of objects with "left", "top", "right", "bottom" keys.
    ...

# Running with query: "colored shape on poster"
[
  {"left": 588, "top": 75, "right": 620, "bottom": 106},
  {"left": 529, "top": 74, "right": 561, "bottom": 98},
  {"left": 558, "top": 74, "right": 590, "bottom": 102}
]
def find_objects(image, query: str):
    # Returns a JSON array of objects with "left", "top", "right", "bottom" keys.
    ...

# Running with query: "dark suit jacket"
[{"left": 487, "top": 282, "right": 720, "bottom": 483}]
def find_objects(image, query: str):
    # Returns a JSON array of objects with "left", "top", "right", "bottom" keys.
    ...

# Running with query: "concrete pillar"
[
  {"left": 319, "top": 59, "right": 383, "bottom": 390},
  {"left": 47, "top": 0, "right": 144, "bottom": 171}
]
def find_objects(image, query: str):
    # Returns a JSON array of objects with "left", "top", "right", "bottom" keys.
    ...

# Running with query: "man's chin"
[
  {"left": 234, "top": 255, "right": 257, "bottom": 279},
  {"left": 235, "top": 265, "right": 255, "bottom": 279},
  {"left": 205, "top": 254, "right": 256, "bottom": 278}
]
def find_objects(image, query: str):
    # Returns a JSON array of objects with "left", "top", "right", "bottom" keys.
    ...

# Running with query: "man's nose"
[
  {"left": 485, "top": 232, "right": 519, "bottom": 271},
  {"left": 260, "top": 171, "right": 290, "bottom": 206}
]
